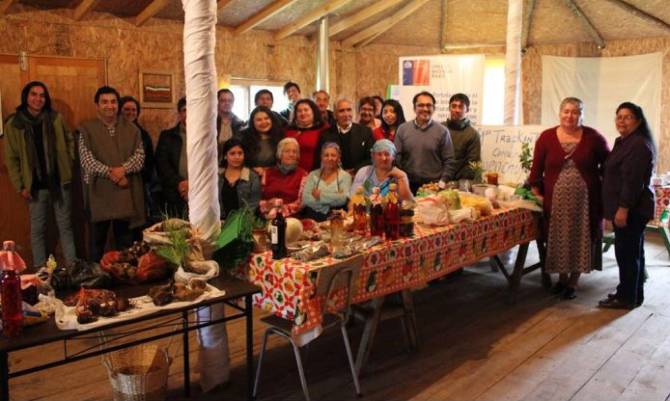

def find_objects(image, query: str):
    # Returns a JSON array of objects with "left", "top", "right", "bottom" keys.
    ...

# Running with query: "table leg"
[
  {"left": 355, "top": 296, "right": 384, "bottom": 376},
  {"left": 246, "top": 295, "right": 254, "bottom": 401},
  {"left": 536, "top": 239, "right": 551, "bottom": 289},
  {"left": 182, "top": 310, "right": 190, "bottom": 397},
  {"left": 400, "top": 290, "right": 418, "bottom": 350},
  {"left": 1, "top": 351, "right": 9, "bottom": 401},
  {"left": 507, "top": 242, "right": 529, "bottom": 303}
]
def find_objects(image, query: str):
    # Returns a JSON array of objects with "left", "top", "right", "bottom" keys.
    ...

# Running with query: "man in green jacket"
[
  {"left": 442, "top": 93, "right": 482, "bottom": 181},
  {"left": 3, "top": 81, "right": 77, "bottom": 267}
]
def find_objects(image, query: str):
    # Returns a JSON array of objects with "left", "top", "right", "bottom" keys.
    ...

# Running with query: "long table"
[
  {"left": 0, "top": 275, "right": 260, "bottom": 401},
  {"left": 238, "top": 207, "right": 541, "bottom": 339}
]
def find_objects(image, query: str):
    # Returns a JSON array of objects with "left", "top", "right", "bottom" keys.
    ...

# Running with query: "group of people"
[
  {"left": 3, "top": 80, "right": 655, "bottom": 311},
  {"left": 530, "top": 98, "right": 655, "bottom": 310}
]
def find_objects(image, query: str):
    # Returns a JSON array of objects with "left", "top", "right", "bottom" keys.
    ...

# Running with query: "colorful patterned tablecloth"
[
  {"left": 652, "top": 186, "right": 670, "bottom": 227},
  {"left": 236, "top": 207, "right": 538, "bottom": 336}
]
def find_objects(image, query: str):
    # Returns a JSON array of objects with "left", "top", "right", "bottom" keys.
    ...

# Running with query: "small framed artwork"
[{"left": 139, "top": 70, "right": 175, "bottom": 109}]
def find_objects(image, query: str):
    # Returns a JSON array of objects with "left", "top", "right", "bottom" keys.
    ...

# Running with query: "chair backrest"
[{"left": 313, "top": 254, "right": 364, "bottom": 323}]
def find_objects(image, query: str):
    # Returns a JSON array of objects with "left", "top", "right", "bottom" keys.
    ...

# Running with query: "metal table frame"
[{"left": 0, "top": 276, "right": 259, "bottom": 401}]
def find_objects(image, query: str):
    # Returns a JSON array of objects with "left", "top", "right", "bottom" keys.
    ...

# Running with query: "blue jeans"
[
  {"left": 613, "top": 211, "right": 648, "bottom": 306},
  {"left": 28, "top": 187, "right": 77, "bottom": 267}
]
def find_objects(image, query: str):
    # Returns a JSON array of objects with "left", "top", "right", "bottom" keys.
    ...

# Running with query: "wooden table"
[
  {"left": 0, "top": 275, "right": 260, "bottom": 401},
  {"left": 238, "top": 208, "right": 543, "bottom": 371}
]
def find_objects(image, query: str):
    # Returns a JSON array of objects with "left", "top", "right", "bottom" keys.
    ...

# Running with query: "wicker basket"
[{"left": 103, "top": 345, "right": 171, "bottom": 401}]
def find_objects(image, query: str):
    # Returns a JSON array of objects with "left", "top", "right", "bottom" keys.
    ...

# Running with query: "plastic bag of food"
[
  {"left": 448, "top": 207, "right": 475, "bottom": 223},
  {"left": 458, "top": 191, "right": 493, "bottom": 216},
  {"left": 415, "top": 196, "right": 450, "bottom": 226},
  {"left": 438, "top": 189, "right": 461, "bottom": 210}
]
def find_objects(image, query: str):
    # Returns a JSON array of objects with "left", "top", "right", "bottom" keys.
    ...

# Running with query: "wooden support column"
[
  {"left": 234, "top": 0, "right": 298, "bottom": 35},
  {"left": 504, "top": 0, "right": 523, "bottom": 125},
  {"left": 522, "top": 0, "right": 536, "bottom": 50}
]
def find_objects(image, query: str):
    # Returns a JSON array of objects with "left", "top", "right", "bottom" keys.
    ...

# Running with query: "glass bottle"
[
  {"left": 369, "top": 187, "right": 385, "bottom": 237},
  {"left": 0, "top": 241, "right": 25, "bottom": 337},
  {"left": 270, "top": 199, "right": 287, "bottom": 260},
  {"left": 384, "top": 183, "right": 400, "bottom": 240},
  {"left": 351, "top": 187, "right": 368, "bottom": 235}
]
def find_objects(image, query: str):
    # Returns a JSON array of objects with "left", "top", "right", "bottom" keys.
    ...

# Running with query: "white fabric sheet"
[{"left": 541, "top": 53, "right": 662, "bottom": 146}]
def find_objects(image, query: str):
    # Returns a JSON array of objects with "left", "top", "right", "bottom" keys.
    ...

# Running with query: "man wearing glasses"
[{"left": 394, "top": 91, "right": 455, "bottom": 193}]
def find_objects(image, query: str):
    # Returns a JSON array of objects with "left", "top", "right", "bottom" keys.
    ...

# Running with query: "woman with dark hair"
[
  {"left": 285, "top": 98, "right": 327, "bottom": 171},
  {"left": 599, "top": 102, "right": 656, "bottom": 309},
  {"left": 373, "top": 99, "right": 406, "bottom": 142},
  {"left": 529, "top": 97, "right": 610, "bottom": 300},
  {"left": 218, "top": 137, "right": 261, "bottom": 219},
  {"left": 3, "top": 81, "right": 77, "bottom": 267},
  {"left": 119, "top": 96, "right": 159, "bottom": 225},
  {"left": 302, "top": 142, "right": 352, "bottom": 221},
  {"left": 240, "top": 106, "right": 284, "bottom": 179}
]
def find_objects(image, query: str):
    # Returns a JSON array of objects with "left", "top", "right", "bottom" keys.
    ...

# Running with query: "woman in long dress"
[{"left": 529, "top": 97, "right": 610, "bottom": 299}]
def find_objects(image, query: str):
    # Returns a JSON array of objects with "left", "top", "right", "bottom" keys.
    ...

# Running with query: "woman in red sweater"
[
  {"left": 285, "top": 99, "right": 328, "bottom": 172},
  {"left": 260, "top": 137, "right": 307, "bottom": 216},
  {"left": 529, "top": 97, "right": 610, "bottom": 299}
]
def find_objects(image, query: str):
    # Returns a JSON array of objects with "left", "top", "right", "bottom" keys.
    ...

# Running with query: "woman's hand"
[
  {"left": 614, "top": 207, "right": 628, "bottom": 228},
  {"left": 388, "top": 167, "right": 404, "bottom": 180},
  {"left": 311, "top": 187, "right": 321, "bottom": 200},
  {"left": 20, "top": 189, "right": 32, "bottom": 201}
]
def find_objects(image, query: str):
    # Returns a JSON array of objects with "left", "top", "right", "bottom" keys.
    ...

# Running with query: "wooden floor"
[{"left": 9, "top": 232, "right": 670, "bottom": 401}]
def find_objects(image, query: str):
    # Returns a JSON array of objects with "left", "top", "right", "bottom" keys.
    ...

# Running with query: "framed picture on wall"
[
  {"left": 0, "top": 89, "right": 4, "bottom": 137},
  {"left": 139, "top": 70, "right": 175, "bottom": 109}
]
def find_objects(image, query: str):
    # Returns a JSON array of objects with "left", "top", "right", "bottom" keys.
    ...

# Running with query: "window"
[{"left": 226, "top": 80, "right": 290, "bottom": 120}]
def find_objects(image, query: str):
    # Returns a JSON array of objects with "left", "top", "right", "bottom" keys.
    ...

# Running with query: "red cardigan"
[
  {"left": 528, "top": 126, "right": 610, "bottom": 239},
  {"left": 372, "top": 126, "right": 395, "bottom": 142},
  {"left": 285, "top": 125, "right": 327, "bottom": 172},
  {"left": 262, "top": 166, "right": 308, "bottom": 214}
]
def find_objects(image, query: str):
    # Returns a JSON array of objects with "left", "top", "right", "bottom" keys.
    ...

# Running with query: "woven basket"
[{"left": 104, "top": 345, "right": 171, "bottom": 401}]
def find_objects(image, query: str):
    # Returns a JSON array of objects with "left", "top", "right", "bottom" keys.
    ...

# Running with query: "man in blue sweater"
[{"left": 394, "top": 91, "right": 455, "bottom": 193}]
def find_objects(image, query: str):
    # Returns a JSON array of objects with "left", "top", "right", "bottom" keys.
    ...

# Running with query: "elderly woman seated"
[
  {"left": 302, "top": 142, "right": 352, "bottom": 221},
  {"left": 261, "top": 137, "right": 308, "bottom": 216},
  {"left": 351, "top": 139, "right": 413, "bottom": 202},
  {"left": 218, "top": 137, "right": 261, "bottom": 219}
]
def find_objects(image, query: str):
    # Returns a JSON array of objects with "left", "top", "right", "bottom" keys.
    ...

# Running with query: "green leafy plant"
[
  {"left": 469, "top": 161, "right": 484, "bottom": 184},
  {"left": 156, "top": 223, "right": 190, "bottom": 266},
  {"left": 520, "top": 142, "right": 533, "bottom": 173},
  {"left": 213, "top": 206, "right": 256, "bottom": 270}
]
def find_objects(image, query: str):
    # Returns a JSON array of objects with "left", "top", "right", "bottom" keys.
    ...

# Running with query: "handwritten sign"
[{"left": 479, "top": 125, "right": 547, "bottom": 184}]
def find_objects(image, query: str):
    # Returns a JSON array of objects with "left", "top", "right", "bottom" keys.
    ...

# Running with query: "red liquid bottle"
[
  {"left": 384, "top": 183, "right": 400, "bottom": 240},
  {"left": 1, "top": 241, "right": 25, "bottom": 337},
  {"left": 369, "top": 187, "right": 385, "bottom": 237}
]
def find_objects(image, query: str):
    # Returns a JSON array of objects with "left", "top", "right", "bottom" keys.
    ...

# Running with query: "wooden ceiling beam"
[
  {"left": 274, "top": 0, "right": 351, "bottom": 41},
  {"left": 0, "top": 0, "right": 16, "bottom": 14},
  {"left": 218, "top": 0, "right": 233, "bottom": 10},
  {"left": 439, "top": 0, "right": 448, "bottom": 51},
  {"left": 234, "top": 0, "right": 298, "bottom": 36},
  {"left": 135, "top": 0, "right": 170, "bottom": 27},
  {"left": 73, "top": 0, "right": 99, "bottom": 21},
  {"left": 561, "top": 0, "right": 605, "bottom": 48},
  {"left": 522, "top": 0, "right": 536, "bottom": 49},
  {"left": 603, "top": 0, "right": 670, "bottom": 33},
  {"left": 342, "top": 0, "right": 430, "bottom": 48},
  {"left": 329, "top": 0, "right": 404, "bottom": 37}
]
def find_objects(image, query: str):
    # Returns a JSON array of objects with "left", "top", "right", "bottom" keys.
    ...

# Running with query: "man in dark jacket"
[
  {"left": 441, "top": 93, "right": 481, "bottom": 180},
  {"left": 216, "top": 89, "right": 245, "bottom": 165},
  {"left": 155, "top": 97, "right": 188, "bottom": 218},
  {"left": 317, "top": 98, "right": 373, "bottom": 173}
]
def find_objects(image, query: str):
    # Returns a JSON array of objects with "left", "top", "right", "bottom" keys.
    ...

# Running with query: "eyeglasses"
[{"left": 615, "top": 115, "right": 636, "bottom": 122}]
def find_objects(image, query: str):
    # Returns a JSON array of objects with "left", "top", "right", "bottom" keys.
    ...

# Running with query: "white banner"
[
  {"left": 480, "top": 125, "right": 546, "bottom": 185},
  {"left": 396, "top": 55, "right": 485, "bottom": 124},
  {"left": 541, "top": 53, "right": 662, "bottom": 146}
]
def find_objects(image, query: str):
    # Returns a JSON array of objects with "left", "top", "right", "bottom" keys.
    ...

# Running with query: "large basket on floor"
[{"left": 103, "top": 345, "right": 171, "bottom": 401}]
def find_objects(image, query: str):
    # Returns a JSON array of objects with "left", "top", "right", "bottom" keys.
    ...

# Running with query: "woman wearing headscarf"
[
  {"left": 285, "top": 98, "right": 328, "bottom": 172},
  {"left": 529, "top": 97, "right": 610, "bottom": 299},
  {"left": 373, "top": 99, "right": 406, "bottom": 142},
  {"left": 302, "top": 142, "right": 352, "bottom": 221},
  {"left": 260, "top": 137, "right": 308, "bottom": 216},
  {"left": 598, "top": 102, "right": 655, "bottom": 309},
  {"left": 351, "top": 139, "right": 413, "bottom": 202}
]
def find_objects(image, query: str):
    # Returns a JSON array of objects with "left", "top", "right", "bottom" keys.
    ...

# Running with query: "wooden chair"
[{"left": 252, "top": 255, "right": 364, "bottom": 401}]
